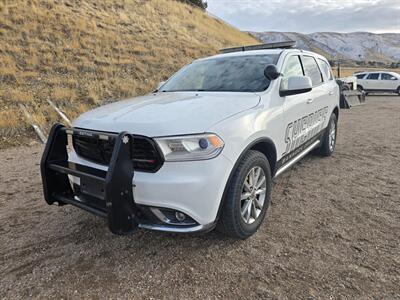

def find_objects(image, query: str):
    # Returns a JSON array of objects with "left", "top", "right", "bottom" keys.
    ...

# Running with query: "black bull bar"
[{"left": 40, "top": 123, "right": 138, "bottom": 234}]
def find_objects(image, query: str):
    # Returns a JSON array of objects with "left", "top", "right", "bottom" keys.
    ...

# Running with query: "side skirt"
[
  {"left": 274, "top": 129, "right": 325, "bottom": 178},
  {"left": 274, "top": 140, "right": 320, "bottom": 177}
]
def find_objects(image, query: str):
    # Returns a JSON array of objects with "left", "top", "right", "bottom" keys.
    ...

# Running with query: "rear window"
[
  {"left": 381, "top": 73, "right": 396, "bottom": 80},
  {"left": 301, "top": 56, "right": 323, "bottom": 86},
  {"left": 367, "top": 73, "right": 379, "bottom": 80}
]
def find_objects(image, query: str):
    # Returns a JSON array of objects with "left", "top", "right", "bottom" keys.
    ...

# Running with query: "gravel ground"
[{"left": 0, "top": 96, "right": 399, "bottom": 299}]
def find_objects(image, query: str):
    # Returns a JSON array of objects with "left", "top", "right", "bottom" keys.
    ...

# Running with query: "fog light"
[{"left": 175, "top": 212, "right": 186, "bottom": 222}]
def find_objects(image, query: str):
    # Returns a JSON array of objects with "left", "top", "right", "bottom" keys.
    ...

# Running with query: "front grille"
[{"left": 72, "top": 133, "right": 163, "bottom": 173}]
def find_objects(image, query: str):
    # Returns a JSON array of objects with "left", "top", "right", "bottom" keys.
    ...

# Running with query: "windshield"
[{"left": 160, "top": 54, "right": 279, "bottom": 93}]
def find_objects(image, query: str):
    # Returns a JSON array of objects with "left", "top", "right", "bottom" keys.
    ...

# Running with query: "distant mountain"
[{"left": 250, "top": 31, "right": 400, "bottom": 63}]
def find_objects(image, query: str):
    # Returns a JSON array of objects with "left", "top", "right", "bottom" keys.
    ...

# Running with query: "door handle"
[
  {"left": 307, "top": 98, "right": 314, "bottom": 104},
  {"left": 329, "top": 91, "right": 334, "bottom": 95}
]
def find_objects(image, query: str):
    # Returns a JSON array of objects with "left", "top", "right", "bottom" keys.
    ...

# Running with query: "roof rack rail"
[{"left": 220, "top": 41, "right": 296, "bottom": 54}]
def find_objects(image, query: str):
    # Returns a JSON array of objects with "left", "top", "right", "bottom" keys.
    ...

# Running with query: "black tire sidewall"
[
  {"left": 221, "top": 151, "right": 272, "bottom": 238},
  {"left": 325, "top": 114, "right": 337, "bottom": 155}
]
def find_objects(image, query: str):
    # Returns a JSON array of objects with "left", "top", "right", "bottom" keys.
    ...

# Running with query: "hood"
[{"left": 73, "top": 92, "right": 260, "bottom": 136}]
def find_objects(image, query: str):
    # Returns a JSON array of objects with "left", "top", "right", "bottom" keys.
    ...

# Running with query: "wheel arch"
[
  {"left": 215, "top": 137, "right": 277, "bottom": 221},
  {"left": 333, "top": 106, "right": 339, "bottom": 120}
]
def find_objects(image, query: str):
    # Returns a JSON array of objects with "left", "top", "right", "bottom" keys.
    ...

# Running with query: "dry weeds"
[{"left": 0, "top": 0, "right": 258, "bottom": 147}]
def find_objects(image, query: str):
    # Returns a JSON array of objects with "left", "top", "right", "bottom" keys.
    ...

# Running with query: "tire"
[
  {"left": 342, "top": 84, "right": 350, "bottom": 91},
  {"left": 218, "top": 150, "right": 272, "bottom": 239},
  {"left": 397, "top": 87, "right": 400, "bottom": 95},
  {"left": 357, "top": 85, "right": 364, "bottom": 93},
  {"left": 318, "top": 113, "right": 337, "bottom": 157}
]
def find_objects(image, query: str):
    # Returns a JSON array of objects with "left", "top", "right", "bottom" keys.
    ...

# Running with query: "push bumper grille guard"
[{"left": 40, "top": 123, "right": 138, "bottom": 235}]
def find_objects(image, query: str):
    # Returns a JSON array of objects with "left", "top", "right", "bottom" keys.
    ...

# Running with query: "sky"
[{"left": 206, "top": 0, "right": 400, "bottom": 33}]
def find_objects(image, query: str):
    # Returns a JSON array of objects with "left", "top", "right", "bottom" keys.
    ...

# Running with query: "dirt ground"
[{"left": 0, "top": 96, "right": 399, "bottom": 299}]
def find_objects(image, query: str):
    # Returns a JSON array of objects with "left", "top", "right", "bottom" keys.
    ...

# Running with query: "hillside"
[
  {"left": 251, "top": 31, "right": 400, "bottom": 63},
  {"left": 0, "top": 0, "right": 258, "bottom": 147}
]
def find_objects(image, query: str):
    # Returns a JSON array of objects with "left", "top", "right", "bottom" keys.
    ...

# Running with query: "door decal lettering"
[{"left": 283, "top": 106, "right": 329, "bottom": 157}]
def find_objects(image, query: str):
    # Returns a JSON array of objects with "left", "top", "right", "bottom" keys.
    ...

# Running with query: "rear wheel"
[
  {"left": 358, "top": 85, "right": 369, "bottom": 96},
  {"left": 317, "top": 113, "right": 337, "bottom": 157},
  {"left": 218, "top": 150, "right": 272, "bottom": 239},
  {"left": 397, "top": 86, "right": 400, "bottom": 95}
]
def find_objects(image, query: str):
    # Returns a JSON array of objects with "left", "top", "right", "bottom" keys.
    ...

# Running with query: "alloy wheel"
[
  {"left": 329, "top": 119, "right": 336, "bottom": 152},
  {"left": 240, "top": 166, "right": 267, "bottom": 224}
]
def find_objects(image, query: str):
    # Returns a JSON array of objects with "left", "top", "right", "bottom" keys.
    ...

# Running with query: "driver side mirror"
[
  {"left": 264, "top": 64, "right": 281, "bottom": 80},
  {"left": 280, "top": 76, "right": 312, "bottom": 96}
]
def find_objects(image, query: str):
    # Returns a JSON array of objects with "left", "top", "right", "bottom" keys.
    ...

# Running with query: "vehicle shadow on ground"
[{"left": 366, "top": 94, "right": 399, "bottom": 97}]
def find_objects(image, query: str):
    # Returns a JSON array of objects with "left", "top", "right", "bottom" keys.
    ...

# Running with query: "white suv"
[
  {"left": 355, "top": 71, "right": 400, "bottom": 95},
  {"left": 41, "top": 43, "right": 340, "bottom": 239}
]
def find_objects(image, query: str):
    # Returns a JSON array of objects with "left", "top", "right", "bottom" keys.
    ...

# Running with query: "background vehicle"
[
  {"left": 355, "top": 71, "right": 400, "bottom": 95},
  {"left": 41, "top": 42, "right": 340, "bottom": 239}
]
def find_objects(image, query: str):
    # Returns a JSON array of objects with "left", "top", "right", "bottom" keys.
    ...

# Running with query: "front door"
[{"left": 279, "top": 54, "right": 326, "bottom": 166}]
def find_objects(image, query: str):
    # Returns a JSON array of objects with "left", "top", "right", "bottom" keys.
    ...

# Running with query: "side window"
[
  {"left": 280, "top": 55, "right": 304, "bottom": 91},
  {"left": 318, "top": 59, "right": 333, "bottom": 81},
  {"left": 301, "top": 56, "right": 323, "bottom": 86},
  {"left": 282, "top": 55, "right": 304, "bottom": 78},
  {"left": 367, "top": 73, "right": 379, "bottom": 80},
  {"left": 355, "top": 74, "right": 366, "bottom": 79},
  {"left": 381, "top": 73, "right": 396, "bottom": 80}
]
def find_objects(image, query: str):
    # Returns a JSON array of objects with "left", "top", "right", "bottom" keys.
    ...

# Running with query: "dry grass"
[
  {"left": 0, "top": 0, "right": 258, "bottom": 147},
  {"left": 2, "top": 1, "right": 398, "bottom": 148}
]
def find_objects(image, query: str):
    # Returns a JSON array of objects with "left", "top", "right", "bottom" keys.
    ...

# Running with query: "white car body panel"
[
  {"left": 357, "top": 71, "right": 400, "bottom": 92},
  {"left": 74, "top": 92, "right": 260, "bottom": 137},
  {"left": 69, "top": 48, "right": 340, "bottom": 229}
]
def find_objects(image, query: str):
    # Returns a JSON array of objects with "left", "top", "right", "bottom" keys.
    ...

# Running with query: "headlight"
[{"left": 155, "top": 133, "right": 224, "bottom": 161}]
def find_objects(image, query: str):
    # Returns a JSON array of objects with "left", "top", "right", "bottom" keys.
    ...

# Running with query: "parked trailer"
[{"left": 336, "top": 76, "right": 365, "bottom": 108}]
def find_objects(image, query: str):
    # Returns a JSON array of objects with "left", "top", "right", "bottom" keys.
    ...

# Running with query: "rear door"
[
  {"left": 318, "top": 58, "right": 339, "bottom": 117},
  {"left": 380, "top": 73, "right": 399, "bottom": 91},
  {"left": 300, "top": 55, "right": 330, "bottom": 131},
  {"left": 364, "top": 73, "right": 380, "bottom": 90}
]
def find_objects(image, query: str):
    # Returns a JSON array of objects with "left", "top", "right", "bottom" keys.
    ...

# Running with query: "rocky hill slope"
[{"left": 251, "top": 31, "right": 400, "bottom": 63}]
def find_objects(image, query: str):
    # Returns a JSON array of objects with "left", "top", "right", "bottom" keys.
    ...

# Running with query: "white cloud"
[{"left": 206, "top": 0, "right": 400, "bottom": 33}]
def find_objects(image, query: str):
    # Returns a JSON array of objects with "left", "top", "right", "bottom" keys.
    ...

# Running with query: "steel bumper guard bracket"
[{"left": 40, "top": 123, "right": 138, "bottom": 235}]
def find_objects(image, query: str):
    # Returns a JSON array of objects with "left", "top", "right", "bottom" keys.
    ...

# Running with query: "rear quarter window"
[{"left": 318, "top": 58, "right": 334, "bottom": 81}]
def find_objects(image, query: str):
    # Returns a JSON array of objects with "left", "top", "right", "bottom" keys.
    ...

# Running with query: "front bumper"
[{"left": 41, "top": 124, "right": 232, "bottom": 234}]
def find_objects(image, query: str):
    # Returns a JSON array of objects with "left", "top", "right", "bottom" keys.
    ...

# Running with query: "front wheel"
[
  {"left": 218, "top": 150, "right": 272, "bottom": 239},
  {"left": 317, "top": 113, "right": 337, "bottom": 156}
]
